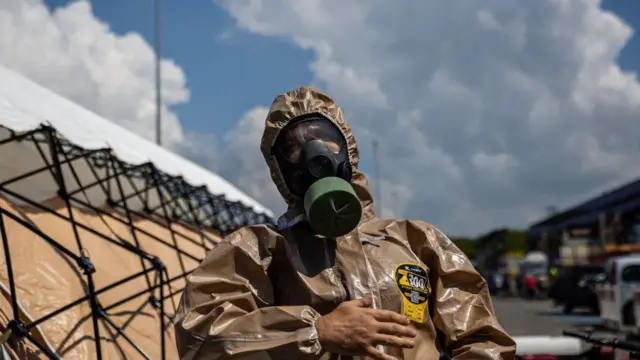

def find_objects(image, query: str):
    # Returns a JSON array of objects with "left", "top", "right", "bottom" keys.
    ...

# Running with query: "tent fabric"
[
  {"left": 0, "top": 195, "right": 219, "bottom": 359},
  {"left": 0, "top": 63, "right": 271, "bottom": 358},
  {"left": 0, "top": 64, "right": 272, "bottom": 218}
]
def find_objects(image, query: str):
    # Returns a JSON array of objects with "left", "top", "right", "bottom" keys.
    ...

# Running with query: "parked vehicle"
[
  {"left": 596, "top": 254, "right": 640, "bottom": 329},
  {"left": 548, "top": 265, "right": 604, "bottom": 314}
]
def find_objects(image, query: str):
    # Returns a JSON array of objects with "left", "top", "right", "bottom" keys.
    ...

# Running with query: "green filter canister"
[{"left": 303, "top": 177, "right": 363, "bottom": 238}]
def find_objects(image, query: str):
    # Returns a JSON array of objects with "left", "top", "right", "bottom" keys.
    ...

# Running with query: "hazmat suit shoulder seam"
[
  {"left": 404, "top": 220, "right": 452, "bottom": 247},
  {"left": 220, "top": 224, "right": 281, "bottom": 247}
]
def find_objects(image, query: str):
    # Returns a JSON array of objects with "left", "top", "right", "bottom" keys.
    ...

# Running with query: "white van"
[{"left": 596, "top": 254, "right": 640, "bottom": 330}]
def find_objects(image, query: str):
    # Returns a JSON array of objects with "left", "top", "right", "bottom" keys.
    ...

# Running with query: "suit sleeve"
[
  {"left": 405, "top": 221, "right": 517, "bottom": 360},
  {"left": 174, "top": 226, "right": 323, "bottom": 360}
]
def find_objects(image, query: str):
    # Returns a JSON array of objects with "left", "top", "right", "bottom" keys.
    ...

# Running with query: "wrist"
[
  {"left": 300, "top": 309, "right": 325, "bottom": 356},
  {"left": 315, "top": 314, "right": 335, "bottom": 351},
  {"left": 314, "top": 315, "right": 327, "bottom": 341}
]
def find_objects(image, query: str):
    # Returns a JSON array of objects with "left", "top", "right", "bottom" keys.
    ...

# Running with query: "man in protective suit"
[{"left": 174, "top": 86, "right": 516, "bottom": 360}]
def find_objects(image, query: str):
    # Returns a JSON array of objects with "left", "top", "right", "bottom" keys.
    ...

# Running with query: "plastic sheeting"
[{"left": 0, "top": 195, "right": 220, "bottom": 359}]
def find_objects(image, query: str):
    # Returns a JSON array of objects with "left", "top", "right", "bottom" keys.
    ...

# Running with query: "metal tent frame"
[{"left": 0, "top": 125, "right": 272, "bottom": 359}]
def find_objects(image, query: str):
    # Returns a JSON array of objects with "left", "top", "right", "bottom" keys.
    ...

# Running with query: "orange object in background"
[{"left": 604, "top": 243, "right": 640, "bottom": 254}]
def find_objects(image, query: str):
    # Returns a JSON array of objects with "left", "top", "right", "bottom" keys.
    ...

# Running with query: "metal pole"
[
  {"left": 154, "top": 0, "right": 162, "bottom": 146},
  {"left": 391, "top": 190, "right": 398, "bottom": 217},
  {"left": 372, "top": 139, "right": 382, "bottom": 215},
  {"left": 599, "top": 212, "right": 607, "bottom": 248}
]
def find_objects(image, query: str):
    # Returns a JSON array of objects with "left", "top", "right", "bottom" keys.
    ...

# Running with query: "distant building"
[{"left": 528, "top": 178, "right": 640, "bottom": 264}]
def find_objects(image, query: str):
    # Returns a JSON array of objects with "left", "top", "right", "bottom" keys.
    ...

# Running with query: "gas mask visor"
[{"left": 273, "top": 115, "right": 362, "bottom": 237}]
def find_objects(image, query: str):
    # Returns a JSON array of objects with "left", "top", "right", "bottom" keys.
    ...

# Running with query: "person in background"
[
  {"left": 174, "top": 86, "right": 516, "bottom": 360},
  {"left": 525, "top": 273, "right": 538, "bottom": 299},
  {"left": 549, "top": 265, "right": 559, "bottom": 282}
]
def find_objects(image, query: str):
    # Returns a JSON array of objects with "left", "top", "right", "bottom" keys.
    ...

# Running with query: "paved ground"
[{"left": 492, "top": 297, "right": 602, "bottom": 336}]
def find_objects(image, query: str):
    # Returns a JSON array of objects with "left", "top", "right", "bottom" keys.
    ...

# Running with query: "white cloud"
[
  {"left": 4, "top": 0, "right": 639, "bottom": 235},
  {"left": 217, "top": 0, "right": 640, "bottom": 235},
  {"left": 215, "top": 107, "right": 286, "bottom": 215},
  {"left": 0, "top": 0, "right": 282, "bottom": 222},
  {"left": 219, "top": 106, "right": 282, "bottom": 210},
  {"left": 177, "top": 107, "right": 286, "bottom": 216},
  {"left": 0, "top": 0, "right": 189, "bottom": 147}
]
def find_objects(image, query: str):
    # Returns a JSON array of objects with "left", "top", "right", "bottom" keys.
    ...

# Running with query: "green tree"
[
  {"left": 451, "top": 237, "right": 476, "bottom": 259},
  {"left": 505, "top": 230, "right": 527, "bottom": 255},
  {"left": 448, "top": 229, "right": 527, "bottom": 261}
]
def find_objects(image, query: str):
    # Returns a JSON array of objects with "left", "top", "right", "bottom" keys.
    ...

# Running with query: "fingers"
[
  {"left": 365, "top": 346, "right": 400, "bottom": 360},
  {"left": 370, "top": 309, "right": 411, "bottom": 325},
  {"left": 373, "top": 334, "right": 416, "bottom": 349},
  {"left": 377, "top": 322, "right": 418, "bottom": 338}
]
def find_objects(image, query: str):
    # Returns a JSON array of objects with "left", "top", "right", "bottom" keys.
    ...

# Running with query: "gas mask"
[{"left": 273, "top": 116, "right": 363, "bottom": 237}]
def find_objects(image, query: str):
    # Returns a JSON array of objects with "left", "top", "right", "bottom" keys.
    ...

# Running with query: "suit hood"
[{"left": 260, "top": 86, "right": 375, "bottom": 221}]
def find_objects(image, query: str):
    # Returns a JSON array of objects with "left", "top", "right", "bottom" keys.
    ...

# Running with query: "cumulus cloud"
[
  {"left": 0, "top": 0, "right": 189, "bottom": 147},
  {"left": 0, "top": 0, "right": 279, "bottom": 220},
  {"left": 217, "top": 0, "right": 640, "bottom": 235},
  {"left": 4, "top": 0, "right": 639, "bottom": 235},
  {"left": 177, "top": 106, "right": 286, "bottom": 215}
]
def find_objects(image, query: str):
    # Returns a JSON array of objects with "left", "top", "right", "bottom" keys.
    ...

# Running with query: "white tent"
[{"left": 0, "top": 63, "right": 272, "bottom": 219}]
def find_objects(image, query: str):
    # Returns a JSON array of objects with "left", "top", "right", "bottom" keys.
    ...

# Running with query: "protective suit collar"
[{"left": 276, "top": 207, "right": 306, "bottom": 230}]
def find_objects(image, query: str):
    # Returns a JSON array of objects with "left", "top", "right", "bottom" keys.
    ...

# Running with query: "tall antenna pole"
[
  {"left": 372, "top": 139, "right": 382, "bottom": 215},
  {"left": 154, "top": 0, "right": 162, "bottom": 146},
  {"left": 391, "top": 190, "right": 398, "bottom": 217}
]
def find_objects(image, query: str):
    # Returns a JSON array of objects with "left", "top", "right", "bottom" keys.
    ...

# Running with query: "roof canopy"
[{"left": 529, "top": 178, "right": 640, "bottom": 236}]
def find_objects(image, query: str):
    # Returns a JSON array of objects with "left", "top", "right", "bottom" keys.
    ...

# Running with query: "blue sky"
[
  {"left": 32, "top": 0, "right": 640, "bottom": 233},
  {"left": 44, "top": 0, "right": 313, "bottom": 135},
  {"left": 43, "top": 0, "right": 640, "bottom": 138},
  {"left": 602, "top": 0, "right": 640, "bottom": 71}
]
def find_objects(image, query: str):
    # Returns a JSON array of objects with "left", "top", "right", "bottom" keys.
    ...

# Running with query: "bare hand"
[{"left": 315, "top": 298, "right": 417, "bottom": 360}]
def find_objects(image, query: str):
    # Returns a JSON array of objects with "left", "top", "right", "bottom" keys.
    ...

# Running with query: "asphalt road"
[{"left": 492, "top": 297, "right": 602, "bottom": 336}]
